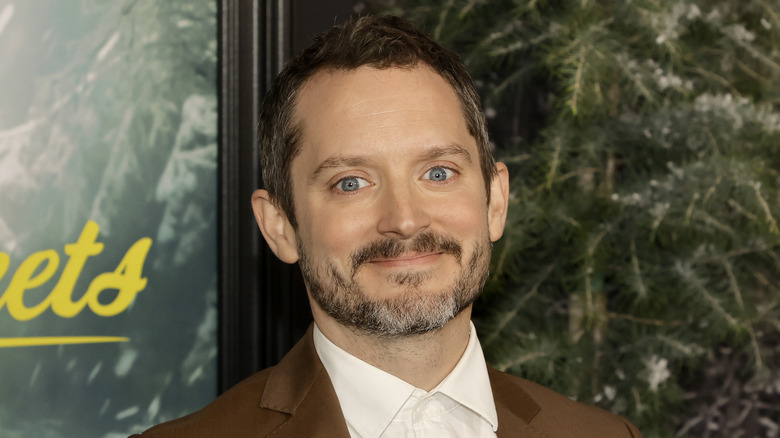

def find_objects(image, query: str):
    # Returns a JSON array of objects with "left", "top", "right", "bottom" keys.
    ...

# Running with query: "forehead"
[{"left": 291, "top": 65, "right": 472, "bottom": 162}]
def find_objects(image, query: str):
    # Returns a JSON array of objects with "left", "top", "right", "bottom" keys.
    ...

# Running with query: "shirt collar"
[
  {"left": 313, "top": 322, "right": 498, "bottom": 438},
  {"left": 434, "top": 322, "right": 499, "bottom": 432}
]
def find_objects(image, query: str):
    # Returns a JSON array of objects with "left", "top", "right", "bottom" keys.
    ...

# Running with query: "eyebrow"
[
  {"left": 417, "top": 143, "right": 473, "bottom": 164},
  {"left": 309, "top": 143, "right": 473, "bottom": 181},
  {"left": 310, "top": 155, "right": 374, "bottom": 181}
]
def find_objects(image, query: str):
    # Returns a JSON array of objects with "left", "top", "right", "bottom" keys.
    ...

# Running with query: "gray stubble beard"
[{"left": 298, "top": 232, "right": 490, "bottom": 338}]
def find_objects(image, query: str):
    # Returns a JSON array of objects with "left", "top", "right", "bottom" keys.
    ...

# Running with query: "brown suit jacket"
[{"left": 133, "top": 326, "right": 642, "bottom": 437}]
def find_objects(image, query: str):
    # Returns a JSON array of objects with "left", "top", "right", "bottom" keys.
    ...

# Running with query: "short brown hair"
[{"left": 258, "top": 15, "right": 495, "bottom": 228}]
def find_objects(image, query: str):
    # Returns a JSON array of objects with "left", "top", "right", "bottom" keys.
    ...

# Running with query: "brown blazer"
[{"left": 133, "top": 326, "right": 642, "bottom": 437}]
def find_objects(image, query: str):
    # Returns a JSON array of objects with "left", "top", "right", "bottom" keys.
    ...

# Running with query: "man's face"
[{"left": 287, "top": 65, "right": 506, "bottom": 337}]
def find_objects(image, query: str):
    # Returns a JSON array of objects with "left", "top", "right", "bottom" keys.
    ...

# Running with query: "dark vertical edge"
[
  {"left": 218, "top": 0, "right": 262, "bottom": 393},
  {"left": 219, "top": 0, "right": 358, "bottom": 394},
  {"left": 259, "top": 0, "right": 312, "bottom": 372},
  {"left": 219, "top": 0, "right": 307, "bottom": 394}
]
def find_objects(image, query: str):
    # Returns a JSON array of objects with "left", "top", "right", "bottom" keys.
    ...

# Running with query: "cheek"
[
  {"left": 434, "top": 192, "right": 488, "bottom": 234},
  {"left": 298, "top": 203, "right": 375, "bottom": 257}
]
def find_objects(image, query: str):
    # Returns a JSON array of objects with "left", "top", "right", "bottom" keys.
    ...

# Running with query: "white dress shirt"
[{"left": 313, "top": 322, "right": 499, "bottom": 438}]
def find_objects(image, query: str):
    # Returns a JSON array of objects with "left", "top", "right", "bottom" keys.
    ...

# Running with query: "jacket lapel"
[
  {"left": 489, "top": 367, "right": 548, "bottom": 438},
  {"left": 258, "top": 325, "right": 351, "bottom": 438}
]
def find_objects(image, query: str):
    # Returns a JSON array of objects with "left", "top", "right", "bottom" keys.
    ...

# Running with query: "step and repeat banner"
[{"left": 0, "top": 1, "right": 218, "bottom": 436}]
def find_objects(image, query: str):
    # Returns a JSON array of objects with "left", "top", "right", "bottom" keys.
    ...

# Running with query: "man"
[{"left": 134, "top": 15, "right": 642, "bottom": 438}]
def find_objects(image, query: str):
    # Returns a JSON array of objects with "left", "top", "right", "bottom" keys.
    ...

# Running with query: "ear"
[
  {"left": 487, "top": 162, "right": 510, "bottom": 242},
  {"left": 251, "top": 189, "right": 300, "bottom": 264}
]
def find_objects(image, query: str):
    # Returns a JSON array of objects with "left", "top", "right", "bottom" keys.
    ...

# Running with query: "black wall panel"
[{"left": 219, "top": 0, "right": 358, "bottom": 393}]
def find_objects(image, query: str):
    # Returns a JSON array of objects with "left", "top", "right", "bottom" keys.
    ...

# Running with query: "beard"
[{"left": 298, "top": 231, "right": 491, "bottom": 338}]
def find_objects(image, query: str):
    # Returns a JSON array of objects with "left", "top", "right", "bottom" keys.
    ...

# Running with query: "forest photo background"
[
  {"left": 0, "top": 1, "right": 218, "bottom": 436},
  {"left": 365, "top": 0, "right": 780, "bottom": 437}
]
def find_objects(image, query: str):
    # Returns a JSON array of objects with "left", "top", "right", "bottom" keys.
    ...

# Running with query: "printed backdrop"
[{"left": 0, "top": 1, "right": 218, "bottom": 436}]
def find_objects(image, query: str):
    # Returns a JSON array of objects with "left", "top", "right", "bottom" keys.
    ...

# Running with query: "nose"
[{"left": 375, "top": 183, "right": 431, "bottom": 239}]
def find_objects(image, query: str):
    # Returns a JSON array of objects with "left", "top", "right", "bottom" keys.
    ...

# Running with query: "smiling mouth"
[
  {"left": 368, "top": 252, "right": 443, "bottom": 268},
  {"left": 349, "top": 232, "right": 463, "bottom": 277}
]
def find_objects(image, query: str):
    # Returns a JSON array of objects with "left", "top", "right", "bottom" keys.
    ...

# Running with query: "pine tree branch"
[
  {"left": 535, "top": 167, "right": 600, "bottom": 193},
  {"left": 722, "top": 258, "right": 764, "bottom": 370},
  {"left": 545, "top": 138, "right": 561, "bottom": 189},
  {"left": 702, "top": 175, "right": 723, "bottom": 204},
  {"left": 734, "top": 58, "right": 772, "bottom": 86},
  {"left": 752, "top": 182, "right": 779, "bottom": 234},
  {"left": 484, "top": 263, "right": 556, "bottom": 346},
  {"left": 492, "top": 66, "right": 530, "bottom": 98},
  {"left": 693, "top": 210, "right": 736, "bottom": 235},
  {"left": 569, "top": 48, "right": 586, "bottom": 115},
  {"left": 632, "top": 387, "right": 645, "bottom": 415},
  {"left": 585, "top": 229, "right": 609, "bottom": 323},
  {"left": 758, "top": 0, "right": 780, "bottom": 28},
  {"left": 692, "top": 245, "right": 776, "bottom": 264},
  {"left": 687, "top": 66, "right": 742, "bottom": 97},
  {"left": 751, "top": 269, "right": 780, "bottom": 294},
  {"left": 476, "top": 20, "right": 519, "bottom": 47},
  {"left": 433, "top": 0, "right": 454, "bottom": 41},
  {"left": 732, "top": 38, "right": 780, "bottom": 73},
  {"left": 496, "top": 351, "right": 548, "bottom": 372},
  {"left": 684, "top": 192, "right": 700, "bottom": 225},
  {"left": 614, "top": 52, "right": 654, "bottom": 104},
  {"left": 607, "top": 312, "right": 683, "bottom": 327},
  {"left": 649, "top": 202, "right": 670, "bottom": 242},
  {"left": 675, "top": 261, "right": 740, "bottom": 328},
  {"left": 501, "top": 153, "right": 532, "bottom": 164},
  {"left": 630, "top": 237, "right": 647, "bottom": 299},
  {"left": 722, "top": 259, "right": 746, "bottom": 313},
  {"left": 656, "top": 334, "right": 706, "bottom": 356},
  {"left": 458, "top": 0, "right": 478, "bottom": 18},
  {"left": 490, "top": 236, "right": 511, "bottom": 283},
  {"left": 728, "top": 198, "right": 759, "bottom": 222}
]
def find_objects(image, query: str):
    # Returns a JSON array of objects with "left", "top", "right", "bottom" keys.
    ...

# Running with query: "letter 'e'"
[{"left": 85, "top": 236, "right": 152, "bottom": 317}]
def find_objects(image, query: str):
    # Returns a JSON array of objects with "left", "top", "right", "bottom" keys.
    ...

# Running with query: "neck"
[{"left": 311, "top": 301, "right": 473, "bottom": 391}]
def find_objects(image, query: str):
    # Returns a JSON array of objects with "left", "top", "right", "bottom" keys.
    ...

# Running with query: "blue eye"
[
  {"left": 337, "top": 176, "right": 369, "bottom": 192},
  {"left": 424, "top": 167, "right": 452, "bottom": 182}
]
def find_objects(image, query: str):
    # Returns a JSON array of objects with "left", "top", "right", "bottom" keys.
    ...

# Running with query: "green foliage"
[{"left": 368, "top": 0, "right": 780, "bottom": 435}]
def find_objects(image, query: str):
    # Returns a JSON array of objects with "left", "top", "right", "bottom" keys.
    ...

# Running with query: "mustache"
[{"left": 349, "top": 232, "right": 462, "bottom": 275}]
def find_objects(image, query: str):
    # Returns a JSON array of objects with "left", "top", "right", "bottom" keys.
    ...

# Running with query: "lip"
[{"left": 367, "top": 252, "right": 443, "bottom": 268}]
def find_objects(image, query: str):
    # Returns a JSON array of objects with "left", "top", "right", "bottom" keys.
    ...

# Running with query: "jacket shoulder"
[
  {"left": 490, "top": 369, "right": 642, "bottom": 438},
  {"left": 130, "top": 367, "right": 286, "bottom": 438}
]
